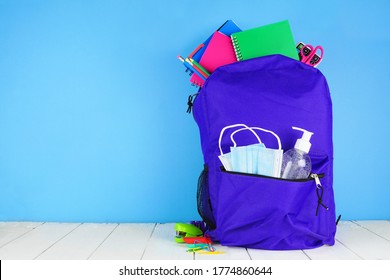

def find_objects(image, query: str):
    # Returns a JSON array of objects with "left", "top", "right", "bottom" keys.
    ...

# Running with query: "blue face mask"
[
  {"left": 231, "top": 143, "right": 265, "bottom": 174},
  {"left": 256, "top": 146, "right": 283, "bottom": 178},
  {"left": 218, "top": 124, "right": 261, "bottom": 172},
  {"left": 218, "top": 152, "right": 232, "bottom": 171},
  {"left": 218, "top": 124, "right": 283, "bottom": 177}
]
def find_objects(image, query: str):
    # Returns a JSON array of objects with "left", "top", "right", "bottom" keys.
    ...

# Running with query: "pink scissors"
[{"left": 300, "top": 44, "right": 324, "bottom": 67}]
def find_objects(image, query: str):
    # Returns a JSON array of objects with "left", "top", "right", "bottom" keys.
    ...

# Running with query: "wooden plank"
[
  {"left": 195, "top": 244, "right": 250, "bottom": 260},
  {"left": 303, "top": 241, "right": 361, "bottom": 260},
  {"left": 0, "top": 222, "right": 44, "bottom": 248},
  {"left": 89, "top": 223, "right": 155, "bottom": 260},
  {"left": 141, "top": 223, "right": 193, "bottom": 260},
  {"left": 247, "top": 248, "right": 309, "bottom": 260},
  {"left": 335, "top": 221, "right": 390, "bottom": 260},
  {"left": 353, "top": 220, "right": 390, "bottom": 241},
  {"left": 0, "top": 223, "right": 79, "bottom": 260},
  {"left": 36, "top": 223, "right": 118, "bottom": 260},
  {"left": 0, "top": 221, "right": 387, "bottom": 260}
]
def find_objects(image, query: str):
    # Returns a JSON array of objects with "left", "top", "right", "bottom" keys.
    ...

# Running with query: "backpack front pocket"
[{"left": 216, "top": 168, "right": 334, "bottom": 250}]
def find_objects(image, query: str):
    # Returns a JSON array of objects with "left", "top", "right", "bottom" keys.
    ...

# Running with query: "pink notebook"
[
  {"left": 199, "top": 31, "right": 237, "bottom": 73},
  {"left": 190, "top": 74, "right": 205, "bottom": 87}
]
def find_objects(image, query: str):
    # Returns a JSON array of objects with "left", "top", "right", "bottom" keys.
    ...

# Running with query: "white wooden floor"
[{"left": 0, "top": 221, "right": 389, "bottom": 260}]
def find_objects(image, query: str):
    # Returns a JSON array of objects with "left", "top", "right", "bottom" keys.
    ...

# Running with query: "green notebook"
[{"left": 231, "top": 20, "right": 298, "bottom": 61}]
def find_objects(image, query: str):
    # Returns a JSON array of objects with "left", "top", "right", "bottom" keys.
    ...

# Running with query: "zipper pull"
[
  {"left": 186, "top": 93, "right": 198, "bottom": 114},
  {"left": 310, "top": 173, "right": 322, "bottom": 188},
  {"left": 310, "top": 173, "right": 329, "bottom": 216}
]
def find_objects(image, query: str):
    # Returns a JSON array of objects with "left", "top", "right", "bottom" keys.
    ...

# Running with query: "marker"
[
  {"left": 182, "top": 58, "right": 207, "bottom": 80},
  {"left": 178, "top": 55, "right": 195, "bottom": 76},
  {"left": 185, "top": 58, "right": 209, "bottom": 79},
  {"left": 198, "top": 251, "right": 225, "bottom": 255},
  {"left": 189, "top": 58, "right": 210, "bottom": 76},
  {"left": 177, "top": 55, "right": 185, "bottom": 62},
  {"left": 178, "top": 55, "right": 208, "bottom": 80}
]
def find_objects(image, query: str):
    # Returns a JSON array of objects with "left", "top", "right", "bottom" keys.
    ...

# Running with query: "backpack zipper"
[
  {"left": 220, "top": 167, "right": 324, "bottom": 182},
  {"left": 311, "top": 173, "right": 322, "bottom": 186},
  {"left": 222, "top": 167, "right": 329, "bottom": 216},
  {"left": 311, "top": 173, "right": 329, "bottom": 215}
]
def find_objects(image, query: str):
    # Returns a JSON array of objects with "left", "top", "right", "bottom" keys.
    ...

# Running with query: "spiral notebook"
[
  {"left": 199, "top": 31, "right": 237, "bottom": 73},
  {"left": 191, "top": 20, "right": 241, "bottom": 62},
  {"left": 231, "top": 20, "right": 298, "bottom": 61},
  {"left": 190, "top": 71, "right": 206, "bottom": 87},
  {"left": 188, "top": 20, "right": 241, "bottom": 87}
]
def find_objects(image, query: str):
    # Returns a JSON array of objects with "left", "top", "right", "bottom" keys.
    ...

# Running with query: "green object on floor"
[{"left": 174, "top": 223, "right": 203, "bottom": 243}]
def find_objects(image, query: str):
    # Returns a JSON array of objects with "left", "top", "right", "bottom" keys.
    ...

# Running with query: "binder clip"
[{"left": 183, "top": 235, "right": 216, "bottom": 253}]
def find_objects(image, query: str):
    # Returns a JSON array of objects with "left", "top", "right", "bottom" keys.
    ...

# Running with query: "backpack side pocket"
[{"left": 197, "top": 164, "right": 216, "bottom": 230}]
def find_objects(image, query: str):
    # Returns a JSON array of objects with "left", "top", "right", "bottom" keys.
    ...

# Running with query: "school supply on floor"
[
  {"left": 296, "top": 42, "right": 324, "bottom": 67},
  {"left": 193, "top": 55, "right": 335, "bottom": 250},
  {"left": 174, "top": 223, "right": 203, "bottom": 243},
  {"left": 182, "top": 236, "right": 212, "bottom": 245},
  {"left": 174, "top": 228, "right": 221, "bottom": 254},
  {"left": 182, "top": 236, "right": 217, "bottom": 253},
  {"left": 281, "top": 127, "right": 314, "bottom": 180},
  {"left": 197, "top": 250, "right": 225, "bottom": 255},
  {"left": 231, "top": 20, "right": 298, "bottom": 61},
  {"left": 186, "top": 243, "right": 210, "bottom": 252},
  {"left": 199, "top": 31, "right": 237, "bottom": 73}
]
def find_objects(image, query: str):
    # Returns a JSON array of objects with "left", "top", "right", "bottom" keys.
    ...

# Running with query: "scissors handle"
[
  {"left": 308, "top": 46, "right": 324, "bottom": 67},
  {"left": 300, "top": 45, "right": 324, "bottom": 67},
  {"left": 300, "top": 44, "right": 314, "bottom": 63}
]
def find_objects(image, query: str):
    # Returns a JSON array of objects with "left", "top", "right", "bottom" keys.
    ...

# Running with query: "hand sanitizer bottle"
[{"left": 281, "top": 127, "right": 314, "bottom": 180}]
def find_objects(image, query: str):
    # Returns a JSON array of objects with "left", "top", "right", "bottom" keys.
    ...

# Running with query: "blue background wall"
[{"left": 0, "top": 0, "right": 389, "bottom": 222}]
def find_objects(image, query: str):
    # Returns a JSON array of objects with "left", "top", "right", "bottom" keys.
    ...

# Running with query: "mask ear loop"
[
  {"left": 230, "top": 127, "right": 263, "bottom": 147},
  {"left": 218, "top": 124, "right": 261, "bottom": 156},
  {"left": 230, "top": 127, "right": 282, "bottom": 150}
]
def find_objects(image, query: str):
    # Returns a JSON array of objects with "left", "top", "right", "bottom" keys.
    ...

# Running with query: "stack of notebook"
[
  {"left": 178, "top": 20, "right": 241, "bottom": 87},
  {"left": 178, "top": 20, "right": 298, "bottom": 87}
]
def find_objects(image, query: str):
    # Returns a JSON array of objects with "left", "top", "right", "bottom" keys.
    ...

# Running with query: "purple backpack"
[{"left": 193, "top": 55, "right": 336, "bottom": 250}]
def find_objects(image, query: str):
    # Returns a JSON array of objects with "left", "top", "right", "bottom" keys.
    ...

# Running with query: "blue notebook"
[
  {"left": 184, "top": 20, "right": 241, "bottom": 87},
  {"left": 191, "top": 20, "right": 241, "bottom": 62}
]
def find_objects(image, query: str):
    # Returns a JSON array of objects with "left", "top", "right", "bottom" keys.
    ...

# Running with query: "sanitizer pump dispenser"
[{"left": 281, "top": 127, "right": 314, "bottom": 179}]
